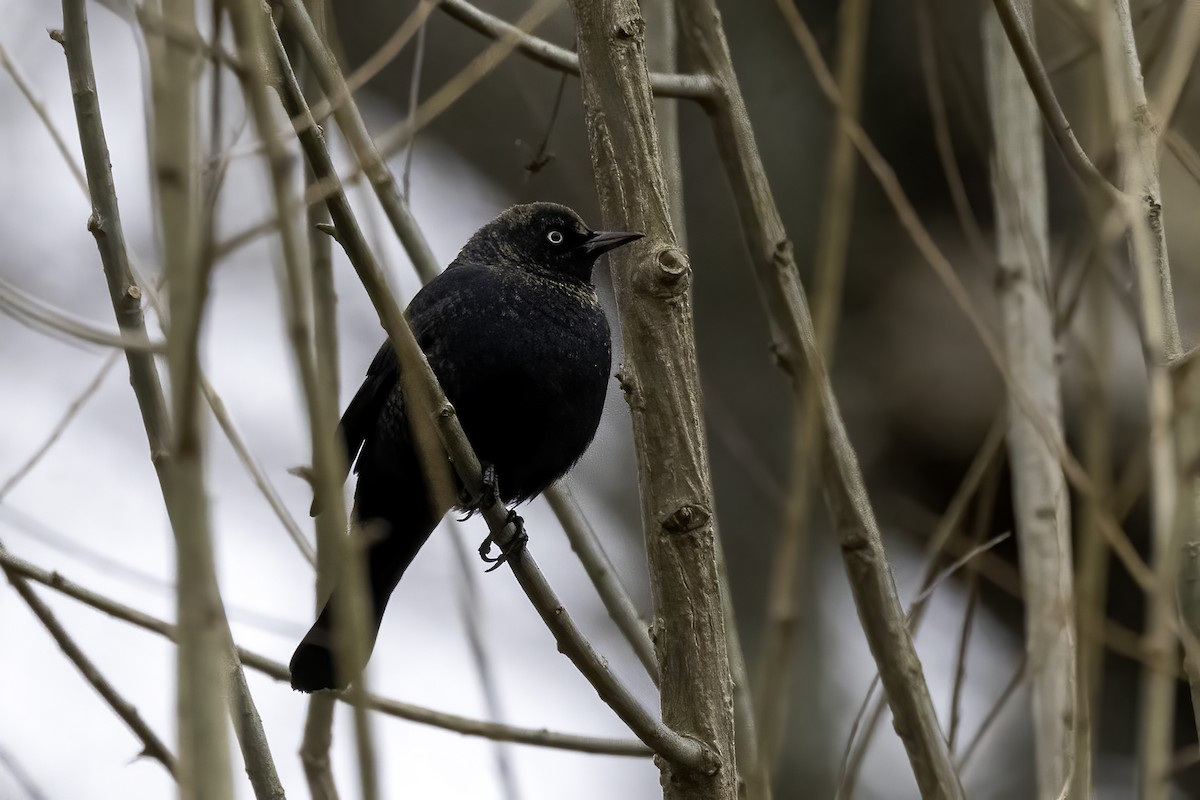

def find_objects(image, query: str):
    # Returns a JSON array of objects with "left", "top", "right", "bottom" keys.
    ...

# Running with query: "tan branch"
[
  {"left": 569, "top": 1, "right": 737, "bottom": 796},
  {"left": 682, "top": 1, "right": 962, "bottom": 794},
  {"left": 983, "top": 5, "right": 1080, "bottom": 795},
  {"left": 0, "top": 545, "right": 177, "bottom": 777},
  {"left": 0, "top": 549, "right": 653, "bottom": 758},
  {"left": 437, "top": 0, "right": 714, "bottom": 99},
  {"left": 757, "top": 0, "right": 870, "bottom": 779}
]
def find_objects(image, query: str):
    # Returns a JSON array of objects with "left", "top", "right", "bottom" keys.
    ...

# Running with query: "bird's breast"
[{"left": 423, "top": 274, "right": 612, "bottom": 502}]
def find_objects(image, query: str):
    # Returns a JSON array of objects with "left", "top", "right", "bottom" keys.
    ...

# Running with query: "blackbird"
[{"left": 289, "top": 202, "right": 642, "bottom": 692}]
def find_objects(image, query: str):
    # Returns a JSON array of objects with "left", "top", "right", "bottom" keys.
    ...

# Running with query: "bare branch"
[
  {"left": 437, "top": 0, "right": 715, "bottom": 99},
  {"left": 229, "top": 5, "right": 379, "bottom": 799},
  {"left": 279, "top": 0, "right": 447, "bottom": 283},
  {"left": 983, "top": 5, "right": 1080, "bottom": 796},
  {"left": 757, "top": 0, "right": 870, "bottom": 778},
  {"left": 374, "top": 0, "right": 562, "bottom": 165},
  {"left": 0, "top": 277, "right": 164, "bottom": 353},
  {"left": 0, "top": 42, "right": 87, "bottom": 189},
  {"left": 840, "top": 419, "right": 1005, "bottom": 792},
  {"left": 1, "top": 544, "right": 177, "bottom": 777},
  {"left": 988, "top": 0, "right": 1122, "bottom": 200},
  {"left": 61, "top": 3, "right": 282, "bottom": 795},
  {"left": 1147, "top": 1, "right": 1200, "bottom": 130},
  {"left": 544, "top": 486, "right": 657, "bottom": 682},
  {"left": 686, "top": 0, "right": 962, "bottom": 794},
  {"left": 0, "top": 354, "right": 118, "bottom": 502},
  {"left": 80, "top": 127, "right": 298, "bottom": 572},
  {"left": 0, "top": 549, "right": 654, "bottom": 758},
  {"left": 770, "top": 0, "right": 1157, "bottom": 599},
  {"left": 913, "top": 0, "right": 990, "bottom": 260},
  {"left": 144, "top": 0, "right": 233, "bottom": 791},
  {"left": 1096, "top": 2, "right": 1191, "bottom": 796}
]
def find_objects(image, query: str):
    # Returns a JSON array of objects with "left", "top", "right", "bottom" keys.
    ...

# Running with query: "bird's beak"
[{"left": 580, "top": 230, "right": 644, "bottom": 256}]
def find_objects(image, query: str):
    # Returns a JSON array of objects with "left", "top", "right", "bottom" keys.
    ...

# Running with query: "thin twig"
[
  {"left": 0, "top": 742, "right": 49, "bottom": 800},
  {"left": 305, "top": 0, "right": 436, "bottom": 136},
  {"left": 756, "top": 0, "right": 869, "bottom": 780},
  {"left": 1097, "top": 2, "right": 1190, "bottom": 796},
  {"left": 839, "top": 421, "right": 1005, "bottom": 793},
  {"left": 983, "top": 5, "right": 1081, "bottom": 795},
  {"left": 401, "top": 11, "right": 427, "bottom": 200},
  {"left": 1165, "top": 130, "right": 1200, "bottom": 186},
  {"left": 0, "top": 277, "right": 166, "bottom": 354},
  {"left": 1147, "top": 0, "right": 1200, "bottom": 131},
  {"left": 448, "top": 526, "right": 522, "bottom": 800},
  {"left": 373, "top": 0, "right": 564, "bottom": 165},
  {"left": 278, "top": 0, "right": 441, "bottom": 282},
  {"left": 686, "top": 0, "right": 962, "bottom": 794},
  {"left": 0, "top": 42, "right": 87, "bottom": 188},
  {"left": 957, "top": 656, "right": 1028, "bottom": 770},
  {"left": 570, "top": 0, "right": 737, "bottom": 793},
  {"left": 837, "top": 529, "right": 1012, "bottom": 797},
  {"left": 203, "top": 378, "right": 315, "bottom": 564},
  {"left": 913, "top": 0, "right": 990, "bottom": 261},
  {"left": 544, "top": 486, "right": 657, "bottom": 682},
  {"left": 437, "top": 0, "right": 714, "bottom": 99},
  {"left": 0, "top": 545, "right": 178, "bottom": 777},
  {"left": 292, "top": 4, "right": 342, "bottom": 793},
  {"left": 770, "top": 0, "right": 1157, "bottom": 597},
  {"left": 947, "top": 570, "right": 981, "bottom": 753},
  {"left": 0, "top": 548, "right": 654, "bottom": 757},
  {"left": 61, "top": 4, "right": 282, "bottom": 795},
  {"left": 0, "top": 354, "right": 118, "bottom": 502},
  {"left": 231, "top": 6, "right": 379, "bottom": 800},
  {"left": 988, "top": 0, "right": 1122, "bottom": 201}
]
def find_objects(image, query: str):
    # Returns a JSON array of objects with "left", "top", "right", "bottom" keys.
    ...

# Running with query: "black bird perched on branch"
[{"left": 289, "top": 202, "right": 642, "bottom": 692}]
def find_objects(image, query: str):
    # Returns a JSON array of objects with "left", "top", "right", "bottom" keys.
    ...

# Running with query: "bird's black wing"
[
  {"left": 337, "top": 340, "right": 399, "bottom": 475},
  {"left": 332, "top": 262, "right": 484, "bottom": 480}
]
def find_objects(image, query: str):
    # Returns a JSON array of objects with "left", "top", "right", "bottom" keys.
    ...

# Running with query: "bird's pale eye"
[{"left": 546, "top": 230, "right": 564, "bottom": 245}]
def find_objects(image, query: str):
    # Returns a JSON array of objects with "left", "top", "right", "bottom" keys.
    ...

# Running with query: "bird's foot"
[
  {"left": 478, "top": 510, "right": 527, "bottom": 573},
  {"left": 458, "top": 462, "right": 500, "bottom": 521}
]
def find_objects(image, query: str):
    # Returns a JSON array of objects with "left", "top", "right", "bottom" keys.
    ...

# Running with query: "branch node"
[
  {"left": 661, "top": 503, "right": 711, "bottom": 535},
  {"left": 655, "top": 247, "right": 690, "bottom": 288},
  {"left": 615, "top": 15, "right": 645, "bottom": 41},
  {"left": 149, "top": 447, "right": 170, "bottom": 470},
  {"left": 768, "top": 341, "right": 797, "bottom": 378},
  {"left": 614, "top": 368, "right": 639, "bottom": 403},
  {"left": 48, "top": 28, "right": 65, "bottom": 47}
]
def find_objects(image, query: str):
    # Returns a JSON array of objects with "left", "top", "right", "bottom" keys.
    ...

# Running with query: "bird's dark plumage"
[{"left": 289, "top": 202, "right": 641, "bottom": 692}]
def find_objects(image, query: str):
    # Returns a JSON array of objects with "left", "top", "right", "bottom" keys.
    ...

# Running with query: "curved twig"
[
  {"left": 437, "top": 0, "right": 714, "bottom": 99},
  {"left": 0, "top": 549, "right": 653, "bottom": 758}
]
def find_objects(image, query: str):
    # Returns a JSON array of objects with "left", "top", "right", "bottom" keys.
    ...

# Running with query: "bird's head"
[{"left": 458, "top": 202, "right": 643, "bottom": 283}]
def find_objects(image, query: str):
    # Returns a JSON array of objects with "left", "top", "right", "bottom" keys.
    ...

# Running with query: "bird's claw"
[
  {"left": 478, "top": 510, "right": 527, "bottom": 573},
  {"left": 458, "top": 463, "right": 500, "bottom": 521}
]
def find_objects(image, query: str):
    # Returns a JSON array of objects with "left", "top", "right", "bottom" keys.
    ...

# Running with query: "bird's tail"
[{"left": 289, "top": 509, "right": 439, "bottom": 692}]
